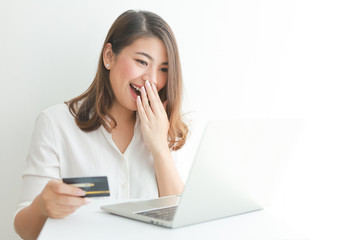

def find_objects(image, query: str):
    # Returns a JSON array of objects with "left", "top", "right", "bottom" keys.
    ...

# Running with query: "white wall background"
[{"left": 1, "top": 0, "right": 359, "bottom": 239}]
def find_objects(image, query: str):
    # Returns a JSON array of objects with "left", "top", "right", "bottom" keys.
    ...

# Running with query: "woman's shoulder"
[
  {"left": 41, "top": 103, "right": 73, "bottom": 119},
  {"left": 29, "top": 104, "right": 80, "bottom": 143},
  {"left": 37, "top": 103, "right": 75, "bottom": 128}
]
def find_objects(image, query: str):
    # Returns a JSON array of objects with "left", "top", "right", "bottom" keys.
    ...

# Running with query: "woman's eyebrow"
[{"left": 135, "top": 52, "right": 168, "bottom": 65}]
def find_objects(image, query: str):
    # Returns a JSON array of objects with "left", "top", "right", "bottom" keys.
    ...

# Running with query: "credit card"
[{"left": 62, "top": 176, "right": 110, "bottom": 197}]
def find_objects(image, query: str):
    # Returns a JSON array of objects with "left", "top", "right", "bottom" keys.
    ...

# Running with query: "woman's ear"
[{"left": 103, "top": 43, "right": 114, "bottom": 69}]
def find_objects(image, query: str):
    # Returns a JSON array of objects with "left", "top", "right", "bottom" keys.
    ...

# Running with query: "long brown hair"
[{"left": 66, "top": 10, "right": 188, "bottom": 151}]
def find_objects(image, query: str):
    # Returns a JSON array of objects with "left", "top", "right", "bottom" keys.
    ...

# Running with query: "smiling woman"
[
  {"left": 67, "top": 11, "right": 188, "bottom": 151},
  {"left": 14, "top": 10, "right": 189, "bottom": 240},
  {"left": 104, "top": 37, "right": 168, "bottom": 111}
]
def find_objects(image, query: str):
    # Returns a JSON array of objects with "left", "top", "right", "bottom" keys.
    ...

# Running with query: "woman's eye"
[
  {"left": 160, "top": 68, "right": 168, "bottom": 73},
  {"left": 136, "top": 59, "right": 148, "bottom": 66}
]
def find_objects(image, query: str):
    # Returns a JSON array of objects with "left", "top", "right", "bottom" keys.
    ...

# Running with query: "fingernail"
[
  {"left": 84, "top": 198, "right": 91, "bottom": 204},
  {"left": 145, "top": 80, "right": 150, "bottom": 87},
  {"left": 141, "top": 86, "right": 146, "bottom": 92},
  {"left": 78, "top": 189, "right": 86, "bottom": 196},
  {"left": 137, "top": 95, "right": 141, "bottom": 102}
]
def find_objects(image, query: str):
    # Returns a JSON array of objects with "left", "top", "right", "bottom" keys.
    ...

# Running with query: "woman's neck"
[{"left": 109, "top": 103, "right": 136, "bottom": 129}]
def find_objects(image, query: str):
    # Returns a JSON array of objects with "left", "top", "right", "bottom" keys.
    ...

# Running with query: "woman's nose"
[{"left": 142, "top": 72, "right": 157, "bottom": 86}]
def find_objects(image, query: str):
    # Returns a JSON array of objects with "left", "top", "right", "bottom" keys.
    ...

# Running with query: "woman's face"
[{"left": 106, "top": 37, "right": 168, "bottom": 112}]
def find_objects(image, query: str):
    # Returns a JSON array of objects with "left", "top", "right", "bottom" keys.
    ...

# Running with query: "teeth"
[{"left": 131, "top": 83, "right": 141, "bottom": 91}]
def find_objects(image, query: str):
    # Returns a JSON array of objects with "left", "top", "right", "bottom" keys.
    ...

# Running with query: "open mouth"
[{"left": 130, "top": 83, "right": 141, "bottom": 96}]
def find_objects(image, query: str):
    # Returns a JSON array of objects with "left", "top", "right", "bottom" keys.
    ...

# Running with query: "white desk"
[{"left": 38, "top": 199, "right": 307, "bottom": 240}]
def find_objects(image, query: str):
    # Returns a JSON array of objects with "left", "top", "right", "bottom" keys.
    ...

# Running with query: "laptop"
[{"left": 101, "top": 119, "right": 302, "bottom": 228}]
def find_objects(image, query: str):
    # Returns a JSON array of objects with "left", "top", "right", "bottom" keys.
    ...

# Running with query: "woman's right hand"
[{"left": 34, "top": 180, "right": 90, "bottom": 219}]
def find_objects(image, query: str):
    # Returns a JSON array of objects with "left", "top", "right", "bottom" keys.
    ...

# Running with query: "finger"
[
  {"left": 162, "top": 100, "right": 168, "bottom": 112},
  {"left": 52, "top": 181, "right": 86, "bottom": 197},
  {"left": 45, "top": 196, "right": 89, "bottom": 219},
  {"left": 56, "top": 195, "right": 90, "bottom": 207},
  {"left": 136, "top": 95, "right": 149, "bottom": 123},
  {"left": 151, "top": 83, "right": 167, "bottom": 114},
  {"left": 151, "top": 83, "right": 163, "bottom": 104},
  {"left": 140, "top": 85, "right": 154, "bottom": 119},
  {"left": 145, "top": 81, "right": 160, "bottom": 113},
  {"left": 48, "top": 205, "right": 79, "bottom": 219},
  {"left": 54, "top": 204, "right": 78, "bottom": 214}
]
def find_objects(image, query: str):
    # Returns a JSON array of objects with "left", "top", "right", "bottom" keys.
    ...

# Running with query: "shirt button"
[{"left": 122, "top": 183, "right": 127, "bottom": 189}]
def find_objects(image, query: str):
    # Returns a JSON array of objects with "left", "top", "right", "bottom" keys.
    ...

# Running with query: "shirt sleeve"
[{"left": 16, "top": 112, "right": 60, "bottom": 213}]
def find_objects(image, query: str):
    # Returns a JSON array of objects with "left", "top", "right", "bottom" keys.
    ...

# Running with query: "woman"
[{"left": 14, "top": 10, "right": 188, "bottom": 240}]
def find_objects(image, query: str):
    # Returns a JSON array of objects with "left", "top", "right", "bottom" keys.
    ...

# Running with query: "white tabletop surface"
[{"left": 38, "top": 199, "right": 307, "bottom": 240}]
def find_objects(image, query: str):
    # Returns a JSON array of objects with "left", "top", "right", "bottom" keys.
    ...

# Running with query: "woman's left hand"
[{"left": 136, "top": 80, "right": 169, "bottom": 155}]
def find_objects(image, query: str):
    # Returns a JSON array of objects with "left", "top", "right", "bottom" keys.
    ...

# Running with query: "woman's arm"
[
  {"left": 14, "top": 180, "right": 89, "bottom": 240},
  {"left": 14, "top": 195, "right": 48, "bottom": 240},
  {"left": 136, "top": 80, "right": 184, "bottom": 196},
  {"left": 152, "top": 149, "right": 184, "bottom": 197}
]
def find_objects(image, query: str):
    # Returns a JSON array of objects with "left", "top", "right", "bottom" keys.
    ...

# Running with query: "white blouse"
[{"left": 16, "top": 103, "right": 182, "bottom": 213}]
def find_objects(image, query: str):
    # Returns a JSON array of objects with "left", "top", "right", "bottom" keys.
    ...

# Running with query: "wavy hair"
[{"left": 66, "top": 10, "right": 188, "bottom": 150}]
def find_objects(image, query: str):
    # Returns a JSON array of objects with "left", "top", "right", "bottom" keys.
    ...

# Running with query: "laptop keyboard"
[{"left": 136, "top": 206, "right": 178, "bottom": 221}]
